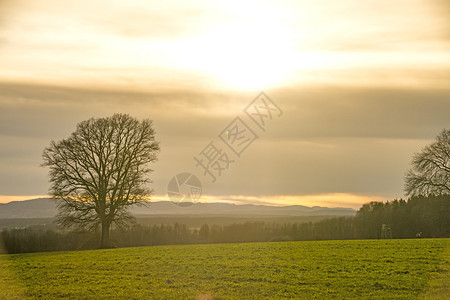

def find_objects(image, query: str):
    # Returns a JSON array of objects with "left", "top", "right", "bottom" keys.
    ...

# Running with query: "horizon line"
[{"left": 0, "top": 193, "right": 391, "bottom": 209}]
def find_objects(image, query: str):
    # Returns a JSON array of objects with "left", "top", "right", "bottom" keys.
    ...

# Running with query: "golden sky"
[
  {"left": 0, "top": 0, "right": 449, "bottom": 208},
  {"left": 1, "top": 0, "right": 449, "bottom": 90}
]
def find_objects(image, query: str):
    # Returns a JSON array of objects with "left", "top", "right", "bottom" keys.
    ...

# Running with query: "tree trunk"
[{"left": 100, "top": 219, "right": 111, "bottom": 248}]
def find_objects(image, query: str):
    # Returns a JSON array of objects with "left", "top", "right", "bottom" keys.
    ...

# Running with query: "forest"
[{"left": 1, "top": 195, "right": 448, "bottom": 254}]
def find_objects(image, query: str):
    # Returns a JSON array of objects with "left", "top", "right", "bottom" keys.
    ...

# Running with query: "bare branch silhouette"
[
  {"left": 405, "top": 129, "right": 450, "bottom": 197},
  {"left": 42, "top": 114, "right": 160, "bottom": 247}
]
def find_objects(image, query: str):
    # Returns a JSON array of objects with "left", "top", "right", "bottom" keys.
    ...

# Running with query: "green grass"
[{"left": 0, "top": 239, "right": 448, "bottom": 299}]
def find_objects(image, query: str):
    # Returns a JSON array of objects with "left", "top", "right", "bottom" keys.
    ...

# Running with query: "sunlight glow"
[
  {"left": 155, "top": 194, "right": 385, "bottom": 209},
  {"left": 1, "top": 0, "right": 448, "bottom": 91},
  {"left": 175, "top": 21, "right": 295, "bottom": 90},
  {"left": 0, "top": 195, "right": 48, "bottom": 204}
]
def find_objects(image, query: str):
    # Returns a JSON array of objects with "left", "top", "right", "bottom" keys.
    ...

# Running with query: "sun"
[
  {"left": 128, "top": 1, "right": 332, "bottom": 92},
  {"left": 198, "top": 21, "right": 294, "bottom": 90},
  {"left": 173, "top": 6, "right": 298, "bottom": 91}
]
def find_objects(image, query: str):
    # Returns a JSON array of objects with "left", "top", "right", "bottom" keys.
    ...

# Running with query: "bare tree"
[
  {"left": 405, "top": 129, "right": 450, "bottom": 197},
  {"left": 42, "top": 114, "right": 160, "bottom": 247}
]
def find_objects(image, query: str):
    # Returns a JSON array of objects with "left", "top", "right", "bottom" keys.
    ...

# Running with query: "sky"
[{"left": 0, "top": 0, "right": 449, "bottom": 208}]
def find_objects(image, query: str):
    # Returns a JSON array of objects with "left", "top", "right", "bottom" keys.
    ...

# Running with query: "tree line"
[{"left": 2, "top": 195, "right": 448, "bottom": 254}]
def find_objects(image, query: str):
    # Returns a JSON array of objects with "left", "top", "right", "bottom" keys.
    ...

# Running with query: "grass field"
[{"left": 0, "top": 239, "right": 448, "bottom": 299}]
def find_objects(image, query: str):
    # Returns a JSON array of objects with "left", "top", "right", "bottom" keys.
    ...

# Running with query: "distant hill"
[
  {"left": 0, "top": 198, "right": 356, "bottom": 219},
  {"left": 133, "top": 201, "right": 356, "bottom": 217},
  {"left": 0, "top": 198, "right": 57, "bottom": 219}
]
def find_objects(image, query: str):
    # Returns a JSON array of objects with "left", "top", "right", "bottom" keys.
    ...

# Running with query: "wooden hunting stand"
[{"left": 381, "top": 224, "right": 392, "bottom": 239}]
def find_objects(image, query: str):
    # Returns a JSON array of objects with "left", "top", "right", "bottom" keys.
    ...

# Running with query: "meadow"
[{"left": 0, "top": 239, "right": 448, "bottom": 299}]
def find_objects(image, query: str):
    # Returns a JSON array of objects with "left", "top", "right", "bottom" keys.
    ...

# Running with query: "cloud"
[
  {"left": 271, "top": 86, "right": 450, "bottom": 141},
  {"left": 0, "top": 83, "right": 255, "bottom": 145},
  {"left": 0, "top": 83, "right": 447, "bottom": 198},
  {"left": 431, "top": 0, "right": 450, "bottom": 39},
  {"left": 0, "top": 0, "right": 217, "bottom": 38},
  {"left": 1, "top": 0, "right": 448, "bottom": 91},
  {"left": 284, "top": 0, "right": 450, "bottom": 50},
  {"left": 2, "top": 83, "right": 449, "bottom": 141}
]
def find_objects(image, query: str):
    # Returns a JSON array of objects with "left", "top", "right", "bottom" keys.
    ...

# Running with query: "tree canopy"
[
  {"left": 42, "top": 113, "right": 160, "bottom": 247},
  {"left": 405, "top": 129, "right": 450, "bottom": 197}
]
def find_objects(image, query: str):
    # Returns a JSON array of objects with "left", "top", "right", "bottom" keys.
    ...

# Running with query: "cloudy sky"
[{"left": 0, "top": 0, "right": 449, "bottom": 208}]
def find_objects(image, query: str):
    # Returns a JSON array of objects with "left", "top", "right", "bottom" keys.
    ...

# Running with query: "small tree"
[
  {"left": 42, "top": 114, "right": 160, "bottom": 248},
  {"left": 405, "top": 129, "right": 450, "bottom": 197}
]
